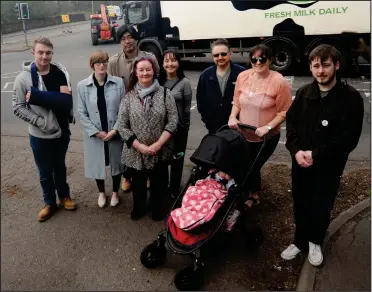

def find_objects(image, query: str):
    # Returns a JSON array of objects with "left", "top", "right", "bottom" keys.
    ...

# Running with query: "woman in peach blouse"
[{"left": 228, "top": 44, "right": 292, "bottom": 208}]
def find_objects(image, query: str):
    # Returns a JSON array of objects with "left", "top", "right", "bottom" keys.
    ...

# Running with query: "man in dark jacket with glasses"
[{"left": 196, "top": 39, "right": 245, "bottom": 134}]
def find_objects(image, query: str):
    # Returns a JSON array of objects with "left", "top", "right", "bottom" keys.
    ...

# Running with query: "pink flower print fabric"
[{"left": 170, "top": 178, "right": 228, "bottom": 231}]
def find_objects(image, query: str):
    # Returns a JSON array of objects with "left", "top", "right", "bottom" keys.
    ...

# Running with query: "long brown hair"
[{"left": 127, "top": 57, "right": 158, "bottom": 92}]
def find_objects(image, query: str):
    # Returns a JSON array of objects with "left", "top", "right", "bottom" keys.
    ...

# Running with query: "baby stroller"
[{"left": 140, "top": 124, "right": 267, "bottom": 291}]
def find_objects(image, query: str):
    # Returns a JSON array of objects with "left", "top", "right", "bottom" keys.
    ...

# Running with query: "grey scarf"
[{"left": 135, "top": 79, "right": 160, "bottom": 112}]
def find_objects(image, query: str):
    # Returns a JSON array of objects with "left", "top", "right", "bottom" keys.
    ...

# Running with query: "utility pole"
[
  {"left": 92, "top": 1, "right": 94, "bottom": 13},
  {"left": 22, "top": 19, "right": 28, "bottom": 46},
  {"left": 57, "top": 1, "right": 65, "bottom": 33},
  {"left": 15, "top": 3, "right": 29, "bottom": 46}
]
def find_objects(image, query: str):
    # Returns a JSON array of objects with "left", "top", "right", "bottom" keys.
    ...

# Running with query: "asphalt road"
[
  {"left": 1, "top": 25, "right": 371, "bottom": 291},
  {"left": 1, "top": 20, "right": 91, "bottom": 44}
]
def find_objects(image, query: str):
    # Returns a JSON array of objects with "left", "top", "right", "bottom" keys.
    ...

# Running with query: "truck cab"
[{"left": 122, "top": 1, "right": 177, "bottom": 62}]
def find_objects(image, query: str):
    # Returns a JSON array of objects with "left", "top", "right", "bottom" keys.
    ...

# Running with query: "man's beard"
[{"left": 316, "top": 69, "right": 336, "bottom": 85}]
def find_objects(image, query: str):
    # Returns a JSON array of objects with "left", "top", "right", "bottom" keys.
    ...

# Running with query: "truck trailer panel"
[{"left": 159, "top": 1, "right": 370, "bottom": 41}]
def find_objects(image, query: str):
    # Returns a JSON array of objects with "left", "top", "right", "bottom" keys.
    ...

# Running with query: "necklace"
[{"left": 248, "top": 73, "right": 266, "bottom": 93}]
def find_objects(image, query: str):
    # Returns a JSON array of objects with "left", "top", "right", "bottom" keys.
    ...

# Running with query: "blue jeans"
[{"left": 29, "top": 133, "right": 71, "bottom": 206}]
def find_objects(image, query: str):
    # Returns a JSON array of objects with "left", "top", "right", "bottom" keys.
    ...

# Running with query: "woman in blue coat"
[{"left": 77, "top": 50, "right": 125, "bottom": 208}]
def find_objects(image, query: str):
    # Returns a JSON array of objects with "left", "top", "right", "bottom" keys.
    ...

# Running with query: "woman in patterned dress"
[{"left": 115, "top": 57, "right": 178, "bottom": 221}]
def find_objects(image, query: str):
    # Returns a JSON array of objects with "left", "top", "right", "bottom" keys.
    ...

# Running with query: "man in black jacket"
[
  {"left": 196, "top": 39, "right": 245, "bottom": 134},
  {"left": 281, "top": 44, "right": 364, "bottom": 266}
]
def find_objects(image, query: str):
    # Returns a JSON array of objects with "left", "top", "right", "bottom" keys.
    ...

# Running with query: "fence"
[{"left": 1, "top": 13, "right": 90, "bottom": 34}]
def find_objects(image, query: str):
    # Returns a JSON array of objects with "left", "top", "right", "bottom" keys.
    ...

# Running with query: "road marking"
[
  {"left": 3, "top": 82, "right": 13, "bottom": 90},
  {"left": 1, "top": 75, "right": 17, "bottom": 79},
  {"left": 191, "top": 105, "right": 197, "bottom": 110},
  {"left": 1, "top": 71, "right": 20, "bottom": 76},
  {"left": 1, "top": 91, "right": 13, "bottom": 93},
  {"left": 279, "top": 140, "right": 286, "bottom": 144}
]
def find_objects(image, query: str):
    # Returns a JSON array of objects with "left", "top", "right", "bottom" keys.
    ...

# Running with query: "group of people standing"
[{"left": 12, "top": 23, "right": 364, "bottom": 268}]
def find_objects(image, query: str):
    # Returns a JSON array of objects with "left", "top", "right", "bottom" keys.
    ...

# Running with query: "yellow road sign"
[{"left": 61, "top": 15, "right": 70, "bottom": 23}]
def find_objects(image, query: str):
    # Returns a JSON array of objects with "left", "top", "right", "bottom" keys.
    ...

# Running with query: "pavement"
[
  {"left": 1, "top": 21, "right": 371, "bottom": 291},
  {"left": 297, "top": 199, "right": 371, "bottom": 291}
]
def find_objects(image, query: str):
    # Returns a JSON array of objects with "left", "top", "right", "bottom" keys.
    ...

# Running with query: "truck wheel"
[
  {"left": 268, "top": 43, "right": 295, "bottom": 72},
  {"left": 92, "top": 34, "right": 98, "bottom": 46},
  {"left": 141, "top": 43, "right": 161, "bottom": 65}
]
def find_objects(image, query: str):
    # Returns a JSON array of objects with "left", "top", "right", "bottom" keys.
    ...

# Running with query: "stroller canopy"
[{"left": 190, "top": 128, "right": 254, "bottom": 185}]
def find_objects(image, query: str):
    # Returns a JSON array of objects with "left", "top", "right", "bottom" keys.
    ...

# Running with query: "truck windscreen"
[{"left": 127, "top": 2, "right": 150, "bottom": 24}]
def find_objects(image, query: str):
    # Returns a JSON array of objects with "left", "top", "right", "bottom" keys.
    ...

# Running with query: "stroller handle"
[
  {"left": 237, "top": 123, "right": 257, "bottom": 131},
  {"left": 217, "top": 123, "right": 257, "bottom": 132},
  {"left": 216, "top": 123, "right": 267, "bottom": 144}
]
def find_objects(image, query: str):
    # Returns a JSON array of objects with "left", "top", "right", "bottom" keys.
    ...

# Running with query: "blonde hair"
[
  {"left": 33, "top": 37, "right": 53, "bottom": 50},
  {"left": 89, "top": 50, "right": 109, "bottom": 70}
]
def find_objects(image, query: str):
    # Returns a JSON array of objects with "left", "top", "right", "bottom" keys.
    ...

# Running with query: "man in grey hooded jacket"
[{"left": 12, "top": 37, "right": 77, "bottom": 222}]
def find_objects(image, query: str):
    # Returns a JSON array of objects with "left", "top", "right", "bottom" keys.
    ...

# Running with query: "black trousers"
[
  {"left": 169, "top": 128, "right": 189, "bottom": 195},
  {"left": 96, "top": 174, "right": 121, "bottom": 193},
  {"left": 244, "top": 134, "right": 280, "bottom": 194},
  {"left": 291, "top": 158, "right": 346, "bottom": 251},
  {"left": 130, "top": 162, "right": 169, "bottom": 216}
]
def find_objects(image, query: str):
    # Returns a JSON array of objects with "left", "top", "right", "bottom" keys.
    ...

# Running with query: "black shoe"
[{"left": 131, "top": 209, "right": 145, "bottom": 220}]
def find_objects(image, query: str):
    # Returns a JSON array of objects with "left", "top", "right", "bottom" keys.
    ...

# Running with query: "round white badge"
[{"left": 322, "top": 120, "right": 328, "bottom": 126}]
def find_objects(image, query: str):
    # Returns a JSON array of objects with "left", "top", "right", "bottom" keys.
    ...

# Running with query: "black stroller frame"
[{"left": 140, "top": 124, "right": 267, "bottom": 291}]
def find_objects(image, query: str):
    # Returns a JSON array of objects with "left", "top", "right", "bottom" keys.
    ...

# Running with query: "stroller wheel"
[
  {"left": 246, "top": 225, "right": 264, "bottom": 249},
  {"left": 174, "top": 260, "right": 204, "bottom": 291},
  {"left": 140, "top": 237, "right": 167, "bottom": 269}
]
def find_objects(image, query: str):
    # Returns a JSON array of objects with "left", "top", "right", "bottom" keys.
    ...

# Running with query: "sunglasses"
[
  {"left": 251, "top": 56, "right": 268, "bottom": 64},
  {"left": 213, "top": 52, "right": 229, "bottom": 58}
]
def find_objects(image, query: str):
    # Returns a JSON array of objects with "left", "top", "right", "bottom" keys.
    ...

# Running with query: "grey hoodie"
[{"left": 12, "top": 61, "right": 73, "bottom": 139}]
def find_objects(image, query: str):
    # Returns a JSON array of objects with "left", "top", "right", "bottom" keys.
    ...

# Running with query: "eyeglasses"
[
  {"left": 251, "top": 56, "right": 268, "bottom": 64},
  {"left": 213, "top": 52, "right": 229, "bottom": 58},
  {"left": 94, "top": 61, "right": 108, "bottom": 66}
]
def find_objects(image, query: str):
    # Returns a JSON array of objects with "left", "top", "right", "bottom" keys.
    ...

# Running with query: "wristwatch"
[{"left": 266, "top": 125, "right": 272, "bottom": 131}]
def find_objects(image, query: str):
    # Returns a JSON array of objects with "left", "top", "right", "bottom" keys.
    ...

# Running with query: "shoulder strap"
[
  {"left": 168, "top": 77, "right": 183, "bottom": 91},
  {"left": 30, "top": 63, "right": 38, "bottom": 88}
]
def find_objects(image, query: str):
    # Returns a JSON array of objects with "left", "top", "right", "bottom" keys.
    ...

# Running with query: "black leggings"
[
  {"left": 244, "top": 133, "right": 280, "bottom": 194},
  {"left": 96, "top": 174, "right": 122, "bottom": 193},
  {"left": 169, "top": 128, "right": 188, "bottom": 194},
  {"left": 130, "top": 163, "right": 169, "bottom": 215}
]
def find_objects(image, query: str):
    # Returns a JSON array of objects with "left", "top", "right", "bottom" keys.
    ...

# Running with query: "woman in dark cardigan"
[{"left": 159, "top": 50, "right": 192, "bottom": 198}]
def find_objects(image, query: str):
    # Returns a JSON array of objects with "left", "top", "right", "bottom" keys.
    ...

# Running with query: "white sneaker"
[
  {"left": 110, "top": 195, "right": 119, "bottom": 207},
  {"left": 308, "top": 242, "right": 323, "bottom": 266},
  {"left": 281, "top": 244, "right": 301, "bottom": 260},
  {"left": 98, "top": 194, "right": 106, "bottom": 208}
]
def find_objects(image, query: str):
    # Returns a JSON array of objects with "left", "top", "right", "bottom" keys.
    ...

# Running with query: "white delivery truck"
[{"left": 122, "top": 0, "right": 370, "bottom": 73}]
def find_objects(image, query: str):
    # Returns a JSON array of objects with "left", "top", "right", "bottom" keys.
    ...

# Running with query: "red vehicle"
[{"left": 90, "top": 4, "right": 118, "bottom": 46}]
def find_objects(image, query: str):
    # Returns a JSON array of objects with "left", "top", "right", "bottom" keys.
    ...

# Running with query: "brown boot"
[
  {"left": 121, "top": 178, "right": 131, "bottom": 192},
  {"left": 38, "top": 205, "right": 57, "bottom": 222},
  {"left": 59, "top": 198, "right": 77, "bottom": 210}
]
